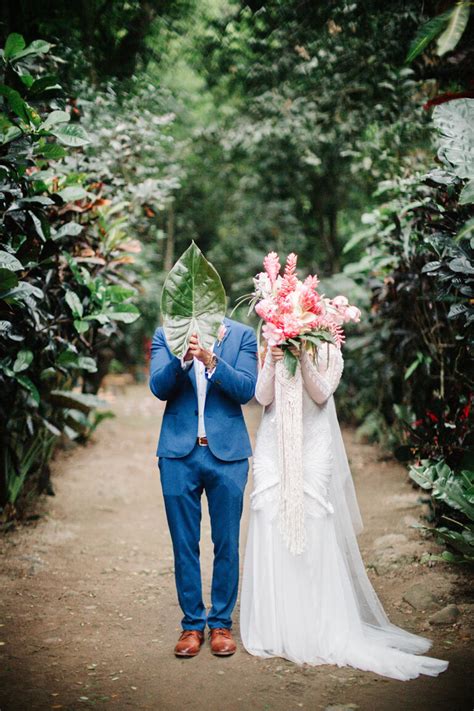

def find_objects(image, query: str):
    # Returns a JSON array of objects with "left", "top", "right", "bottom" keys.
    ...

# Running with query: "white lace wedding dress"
[{"left": 240, "top": 345, "right": 449, "bottom": 681}]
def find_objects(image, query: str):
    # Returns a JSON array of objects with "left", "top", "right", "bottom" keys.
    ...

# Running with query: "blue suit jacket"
[{"left": 149, "top": 317, "right": 258, "bottom": 461}]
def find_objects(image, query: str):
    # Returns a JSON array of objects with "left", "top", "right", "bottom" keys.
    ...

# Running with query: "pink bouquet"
[{"left": 247, "top": 251, "right": 361, "bottom": 373}]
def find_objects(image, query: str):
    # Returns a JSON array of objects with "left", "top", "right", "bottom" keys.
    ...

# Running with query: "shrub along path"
[{"left": 0, "top": 384, "right": 472, "bottom": 711}]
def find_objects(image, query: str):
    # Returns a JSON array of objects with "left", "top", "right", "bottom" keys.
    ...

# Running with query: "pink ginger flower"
[
  {"left": 263, "top": 252, "right": 281, "bottom": 284},
  {"left": 279, "top": 252, "right": 298, "bottom": 296},
  {"left": 304, "top": 274, "right": 320, "bottom": 290},
  {"left": 284, "top": 252, "right": 298, "bottom": 277},
  {"left": 283, "top": 252, "right": 298, "bottom": 293},
  {"left": 328, "top": 321, "right": 345, "bottom": 348},
  {"left": 299, "top": 284, "right": 321, "bottom": 314}
]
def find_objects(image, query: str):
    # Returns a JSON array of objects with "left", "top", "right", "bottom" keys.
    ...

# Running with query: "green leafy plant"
[
  {"left": 0, "top": 35, "right": 140, "bottom": 516},
  {"left": 409, "top": 460, "right": 474, "bottom": 564},
  {"left": 432, "top": 98, "right": 474, "bottom": 204}
]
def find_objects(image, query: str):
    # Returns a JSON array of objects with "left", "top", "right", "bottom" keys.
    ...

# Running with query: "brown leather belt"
[{"left": 197, "top": 436, "right": 208, "bottom": 446}]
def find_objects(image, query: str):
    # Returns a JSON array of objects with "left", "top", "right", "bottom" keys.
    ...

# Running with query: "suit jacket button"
[{"left": 194, "top": 409, "right": 198, "bottom": 415}]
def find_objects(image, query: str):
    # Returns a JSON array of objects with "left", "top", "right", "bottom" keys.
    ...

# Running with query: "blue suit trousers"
[{"left": 158, "top": 443, "right": 249, "bottom": 630}]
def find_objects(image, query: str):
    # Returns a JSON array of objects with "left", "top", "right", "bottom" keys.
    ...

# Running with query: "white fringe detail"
[{"left": 275, "top": 359, "right": 306, "bottom": 555}]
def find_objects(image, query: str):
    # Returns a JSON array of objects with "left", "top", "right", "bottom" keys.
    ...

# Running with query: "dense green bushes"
[
  {"left": 342, "top": 97, "right": 473, "bottom": 563},
  {"left": 1, "top": 4, "right": 472, "bottom": 567},
  {"left": 0, "top": 35, "right": 140, "bottom": 516}
]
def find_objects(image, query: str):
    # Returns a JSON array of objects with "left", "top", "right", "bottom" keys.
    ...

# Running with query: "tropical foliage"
[
  {"left": 0, "top": 36, "right": 140, "bottom": 514},
  {"left": 0, "top": 2, "right": 473, "bottom": 564}
]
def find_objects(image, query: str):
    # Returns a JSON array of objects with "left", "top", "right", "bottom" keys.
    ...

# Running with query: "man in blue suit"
[{"left": 149, "top": 316, "right": 258, "bottom": 657}]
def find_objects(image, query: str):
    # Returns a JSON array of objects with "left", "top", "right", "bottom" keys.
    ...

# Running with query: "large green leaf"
[
  {"left": 39, "top": 109, "right": 69, "bottom": 131},
  {"left": 13, "top": 349, "right": 33, "bottom": 373},
  {"left": 4, "top": 33, "right": 26, "bottom": 59},
  {"left": 459, "top": 179, "right": 474, "bottom": 205},
  {"left": 50, "top": 123, "right": 90, "bottom": 147},
  {"left": 49, "top": 390, "right": 107, "bottom": 414},
  {"left": 8, "top": 39, "right": 53, "bottom": 62},
  {"left": 161, "top": 241, "right": 226, "bottom": 358}
]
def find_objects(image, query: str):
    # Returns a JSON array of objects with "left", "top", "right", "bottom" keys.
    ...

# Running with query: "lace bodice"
[
  {"left": 255, "top": 343, "right": 344, "bottom": 407},
  {"left": 251, "top": 343, "right": 345, "bottom": 527}
]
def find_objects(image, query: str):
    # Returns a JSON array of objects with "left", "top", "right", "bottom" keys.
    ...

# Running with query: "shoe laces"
[
  {"left": 180, "top": 630, "right": 201, "bottom": 640},
  {"left": 211, "top": 628, "right": 231, "bottom": 638}
]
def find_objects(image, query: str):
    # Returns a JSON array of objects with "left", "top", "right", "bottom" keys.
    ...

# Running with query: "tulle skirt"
[{"left": 240, "top": 498, "right": 450, "bottom": 681}]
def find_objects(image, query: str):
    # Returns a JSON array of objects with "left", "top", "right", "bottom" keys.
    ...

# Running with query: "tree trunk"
[
  {"left": 164, "top": 201, "right": 175, "bottom": 273},
  {"left": 312, "top": 181, "right": 338, "bottom": 274},
  {"left": 327, "top": 204, "right": 340, "bottom": 273}
]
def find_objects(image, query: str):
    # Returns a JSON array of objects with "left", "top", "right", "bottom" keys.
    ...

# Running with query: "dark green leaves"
[
  {"left": 405, "top": 8, "right": 454, "bottom": 63},
  {"left": 4, "top": 33, "right": 27, "bottom": 59},
  {"left": 405, "top": 3, "right": 470, "bottom": 73},
  {"left": 283, "top": 348, "right": 298, "bottom": 376},
  {"left": 3, "top": 34, "right": 53, "bottom": 61},
  {"left": 161, "top": 241, "right": 226, "bottom": 358},
  {"left": 0, "top": 31, "right": 140, "bottom": 509}
]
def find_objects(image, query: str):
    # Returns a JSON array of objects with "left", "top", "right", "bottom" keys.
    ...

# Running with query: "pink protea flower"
[
  {"left": 276, "top": 293, "right": 294, "bottom": 315},
  {"left": 262, "top": 321, "right": 285, "bottom": 346},
  {"left": 263, "top": 251, "right": 281, "bottom": 284},
  {"left": 255, "top": 298, "right": 278, "bottom": 322},
  {"left": 281, "top": 313, "right": 303, "bottom": 339}
]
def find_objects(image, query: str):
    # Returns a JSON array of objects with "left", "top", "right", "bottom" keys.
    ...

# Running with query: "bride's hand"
[
  {"left": 270, "top": 346, "right": 284, "bottom": 362},
  {"left": 289, "top": 344, "right": 301, "bottom": 358}
]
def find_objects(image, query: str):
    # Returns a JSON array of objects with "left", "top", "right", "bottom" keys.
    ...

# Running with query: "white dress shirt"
[{"left": 181, "top": 344, "right": 216, "bottom": 437}]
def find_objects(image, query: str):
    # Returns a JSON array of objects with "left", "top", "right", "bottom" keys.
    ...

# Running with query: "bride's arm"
[
  {"left": 255, "top": 348, "right": 276, "bottom": 406},
  {"left": 300, "top": 343, "right": 344, "bottom": 405}
]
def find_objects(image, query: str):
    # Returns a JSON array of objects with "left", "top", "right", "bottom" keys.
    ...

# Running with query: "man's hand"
[{"left": 184, "top": 333, "right": 214, "bottom": 367}]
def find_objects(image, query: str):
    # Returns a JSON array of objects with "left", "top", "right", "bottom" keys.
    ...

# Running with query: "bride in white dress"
[{"left": 240, "top": 342, "right": 449, "bottom": 681}]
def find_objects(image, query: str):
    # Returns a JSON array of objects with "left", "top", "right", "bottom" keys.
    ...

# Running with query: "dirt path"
[{"left": 1, "top": 384, "right": 472, "bottom": 711}]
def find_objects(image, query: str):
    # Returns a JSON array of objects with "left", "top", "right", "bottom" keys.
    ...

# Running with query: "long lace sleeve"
[
  {"left": 255, "top": 349, "right": 276, "bottom": 406},
  {"left": 300, "top": 344, "right": 344, "bottom": 405}
]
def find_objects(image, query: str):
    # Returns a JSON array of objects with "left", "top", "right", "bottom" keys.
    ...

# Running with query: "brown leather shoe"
[
  {"left": 174, "top": 629, "right": 204, "bottom": 657},
  {"left": 209, "top": 628, "right": 237, "bottom": 656}
]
